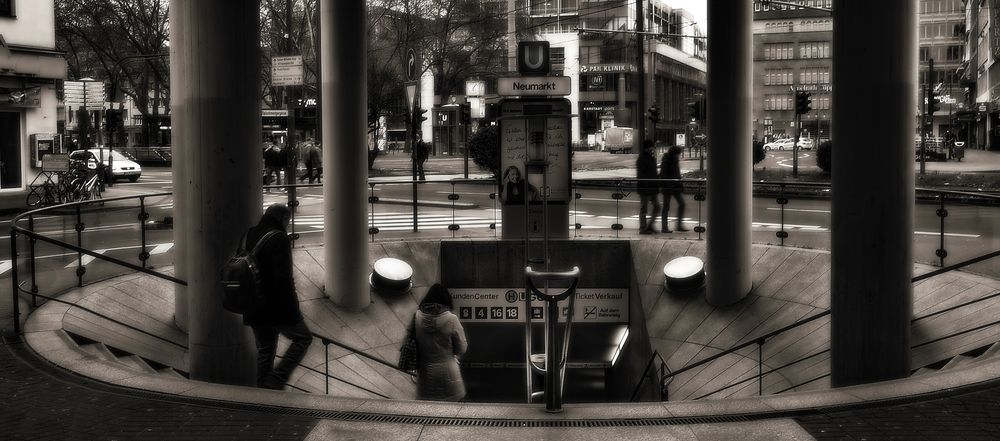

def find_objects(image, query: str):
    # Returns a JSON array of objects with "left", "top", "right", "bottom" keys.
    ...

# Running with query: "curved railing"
[{"left": 9, "top": 177, "right": 1000, "bottom": 401}]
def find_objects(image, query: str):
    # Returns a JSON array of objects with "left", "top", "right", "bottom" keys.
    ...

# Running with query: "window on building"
[
  {"left": 764, "top": 69, "right": 793, "bottom": 86},
  {"left": 799, "top": 67, "right": 830, "bottom": 84},
  {"left": 580, "top": 46, "right": 600, "bottom": 64},
  {"left": 0, "top": 0, "right": 13, "bottom": 17},
  {"left": 550, "top": 47, "right": 565, "bottom": 74},
  {"left": 800, "top": 41, "right": 831, "bottom": 59},
  {"left": 765, "top": 94, "right": 793, "bottom": 111},
  {"left": 947, "top": 45, "right": 963, "bottom": 60},
  {"left": 764, "top": 43, "right": 795, "bottom": 60},
  {"left": 920, "top": 47, "right": 930, "bottom": 62}
]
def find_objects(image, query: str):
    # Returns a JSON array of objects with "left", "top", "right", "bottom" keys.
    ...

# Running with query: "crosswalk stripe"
[
  {"left": 0, "top": 260, "right": 10, "bottom": 276},
  {"left": 65, "top": 250, "right": 106, "bottom": 268},
  {"left": 150, "top": 243, "right": 174, "bottom": 255}
]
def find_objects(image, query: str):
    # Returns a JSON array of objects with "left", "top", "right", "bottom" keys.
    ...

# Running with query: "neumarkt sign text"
[{"left": 498, "top": 76, "right": 572, "bottom": 96}]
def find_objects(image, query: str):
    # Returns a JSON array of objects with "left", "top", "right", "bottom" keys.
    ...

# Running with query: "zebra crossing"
[
  {"left": 0, "top": 242, "right": 176, "bottom": 276},
  {"left": 295, "top": 212, "right": 497, "bottom": 232}
]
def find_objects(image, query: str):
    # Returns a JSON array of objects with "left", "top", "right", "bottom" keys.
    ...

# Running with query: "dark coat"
[
  {"left": 242, "top": 215, "right": 302, "bottom": 326},
  {"left": 659, "top": 152, "right": 683, "bottom": 192},
  {"left": 636, "top": 150, "right": 659, "bottom": 195}
]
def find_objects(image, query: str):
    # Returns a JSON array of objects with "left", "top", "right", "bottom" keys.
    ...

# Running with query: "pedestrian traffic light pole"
[
  {"left": 921, "top": 58, "right": 938, "bottom": 176},
  {"left": 793, "top": 90, "right": 812, "bottom": 178},
  {"left": 635, "top": 0, "right": 646, "bottom": 146},
  {"left": 285, "top": 0, "right": 298, "bottom": 214}
]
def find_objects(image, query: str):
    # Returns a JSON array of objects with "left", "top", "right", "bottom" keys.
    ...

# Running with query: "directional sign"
[
  {"left": 498, "top": 76, "right": 571, "bottom": 96},
  {"left": 272, "top": 56, "right": 304, "bottom": 87}
]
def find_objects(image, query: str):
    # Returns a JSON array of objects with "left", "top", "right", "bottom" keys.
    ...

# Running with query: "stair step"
[
  {"left": 156, "top": 367, "right": 186, "bottom": 379},
  {"left": 78, "top": 343, "right": 117, "bottom": 363},
  {"left": 980, "top": 342, "right": 1000, "bottom": 360},
  {"left": 943, "top": 355, "right": 975, "bottom": 370},
  {"left": 912, "top": 367, "right": 937, "bottom": 377},
  {"left": 117, "top": 355, "right": 158, "bottom": 374}
]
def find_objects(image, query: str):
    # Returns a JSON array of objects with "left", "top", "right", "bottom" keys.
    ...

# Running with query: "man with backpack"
[{"left": 241, "top": 204, "right": 312, "bottom": 390}]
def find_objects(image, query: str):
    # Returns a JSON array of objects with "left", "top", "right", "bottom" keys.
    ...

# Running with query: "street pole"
[
  {"left": 635, "top": 0, "right": 646, "bottom": 146},
  {"left": 793, "top": 98, "right": 800, "bottom": 178},
  {"left": 286, "top": 0, "right": 298, "bottom": 208},
  {"left": 920, "top": 85, "right": 926, "bottom": 175}
]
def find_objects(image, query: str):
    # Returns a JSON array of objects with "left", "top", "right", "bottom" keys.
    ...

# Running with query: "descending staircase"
[
  {"left": 66, "top": 331, "right": 189, "bottom": 380},
  {"left": 911, "top": 341, "right": 1000, "bottom": 377}
]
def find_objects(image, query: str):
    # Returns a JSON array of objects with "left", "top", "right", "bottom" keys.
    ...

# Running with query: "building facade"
[
  {"left": 963, "top": 0, "right": 1000, "bottom": 150},
  {"left": 752, "top": 0, "right": 833, "bottom": 144},
  {"left": 0, "top": 0, "right": 66, "bottom": 200},
  {"left": 920, "top": 0, "right": 967, "bottom": 140}
]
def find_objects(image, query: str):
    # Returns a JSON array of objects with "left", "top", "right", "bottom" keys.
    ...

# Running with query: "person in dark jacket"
[
  {"left": 263, "top": 143, "right": 283, "bottom": 191},
  {"left": 243, "top": 204, "right": 312, "bottom": 390},
  {"left": 659, "top": 145, "right": 688, "bottom": 233},
  {"left": 636, "top": 139, "right": 661, "bottom": 234},
  {"left": 412, "top": 284, "right": 468, "bottom": 401},
  {"left": 301, "top": 143, "right": 322, "bottom": 184}
]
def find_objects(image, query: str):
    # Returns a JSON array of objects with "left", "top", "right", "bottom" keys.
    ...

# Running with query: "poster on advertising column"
[{"left": 450, "top": 288, "right": 628, "bottom": 324}]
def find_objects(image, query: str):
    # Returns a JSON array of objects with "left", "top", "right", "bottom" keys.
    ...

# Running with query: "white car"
[
  {"left": 797, "top": 138, "right": 815, "bottom": 150},
  {"left": 763, "top": 138, "right": 795, "bottom": 151},
  {"left": 70, "top": 149, "right": 142, "bottom": 182}
]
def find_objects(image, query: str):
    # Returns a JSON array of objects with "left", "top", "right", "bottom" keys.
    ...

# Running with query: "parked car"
[
  {"left": 797, "top": 138, "right": 815, "bottom": 150},
  {"left": 70, "top": 149, "right": 142, "bottom": 182},
  {"left": 763, "top": 138, "right": 794, "bottom": 151}
]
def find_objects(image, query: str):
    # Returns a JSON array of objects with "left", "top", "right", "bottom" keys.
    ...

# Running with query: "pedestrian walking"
[
  {"left": 411, "top": 283, "right": 468, "bottom": 401},
  {"left": 242, "top": 204, "right": 313, "bottom": 390},
  {"left": 301, "top": 143, "right": 322, "bottom": 184},
  {"left": 263, "top": 143, "right": 283, "bottom": 191},
  {"left": 636, "top": 139, "right": 661, "bottom": 234},
  {"left": 660, "top": 145, "right": 689, "bottom": 233},
  {"left": 415, "top": 140, "right": 429, "bottom": 181}
]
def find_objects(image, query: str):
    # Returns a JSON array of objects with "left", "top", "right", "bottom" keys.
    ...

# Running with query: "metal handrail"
[
  {"left": 311, "top": 332, "right": 414, "bottom": 377},
  {"left": 629, "top": 350, "right": 672, "bottom": 401}
]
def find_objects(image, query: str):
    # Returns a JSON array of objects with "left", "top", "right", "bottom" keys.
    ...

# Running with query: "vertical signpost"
[
  {"left": 405, "top": 49, "right": 419, "bottom": 232},
  {"left": 273, "top": 55, "right": 304, "bottom": 210}
]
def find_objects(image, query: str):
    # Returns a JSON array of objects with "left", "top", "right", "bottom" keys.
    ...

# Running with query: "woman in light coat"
[{"left": 413, "top": 283, "right": 468, "bottom": 401}]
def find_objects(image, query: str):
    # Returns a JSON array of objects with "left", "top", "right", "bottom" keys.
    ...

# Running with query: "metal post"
[
  {"left": 324, "top": 340, "right": 330, "bottom": 394},
  {"left": 635, "top": 0, "right": 646, "bottom": 149},
  {"left": 288, "top": 199, "right": 299, "bottom": 246},
  {"left": 920, "top": 86, "right": 927, "bottom": 175},
  {"left": 757, "top": 339, "right": 764, "bottom": 396},
  {"left": 10, "top": 230, "right": 19, "bottom": 335},
  {"left": 545, "top": 297, "right": 561, "bottom": 412},
  {"left": 28, "top": 215, "right": 37, "bottom": 307},
  {"left": 138, "top": 197, "right": 149, "bottom": 268},
  {"left": 937, "top": 192, "right": 948, "bottom": 267},
  {"left": 75, "top": 205, "right": 85, "bottom": 287},
  {"left": 793, "top": 110, "right": 800, "bottom": 178},
  {"left": 285, "top": 0, "right": 298, "bottom": 211},
  {"left": 777, "top": 184, "right": 787, "bottom": 246}
]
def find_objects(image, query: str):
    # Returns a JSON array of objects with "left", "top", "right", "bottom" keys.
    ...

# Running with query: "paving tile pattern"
[
  {"left": 796, "top": 384, "right": 1000, "bottom": 440},
  {"left": 0, "top": 340, "right": 318, "bottom": 441}
]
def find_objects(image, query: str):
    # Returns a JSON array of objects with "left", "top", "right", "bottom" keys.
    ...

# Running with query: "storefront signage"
[
  {"left": 498, "top": 76, "right": 571, "bottom": 96},
  {"left": 789, "top": 84, "right": 832, "bottom": 93},
  {"left": 582, "top": 105, "right": 616, "bottom": 112},
  {"left": 450, "top": 288, "right": 628, "bottom": 323},
  {"left": 580, "top": 63, "right": 636, "bottom": 74},
  {"left": 262, "top": 109, "right": 289, "bottom": 117}
]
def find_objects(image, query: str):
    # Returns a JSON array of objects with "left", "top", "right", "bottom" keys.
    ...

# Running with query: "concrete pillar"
[
  {"left": 170, "top": 0, "right": 261, "bottom": 385},
  {"left": 170, "top": 1, "right": 187, "bottom": 333},
  {"left": 321, "top": 0, "right": 369, "bottom": 310},
  {"left": 830, "top": 0, "right": 915, "bottom": 387},
  {"left": 705, "top": 1, "right": 753, "bottom": 306}
]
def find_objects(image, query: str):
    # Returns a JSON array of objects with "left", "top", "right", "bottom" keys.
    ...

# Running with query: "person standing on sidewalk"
[
  {"left": 659, "top": 145, "right": 689, "bottom": 233},
  {"left": 243, "top": 204, "right": 313, "bottom": 390},
  {"left": 636, "top": 139, "right": 661, "bottom": 234}
]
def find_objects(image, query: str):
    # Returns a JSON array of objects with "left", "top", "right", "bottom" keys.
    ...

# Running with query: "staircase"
[
  {"left": 911, "top": 341, "right": 1000, "bottom": 377},
  {"left": 66, "top": 331, "right": 190, "bottom": 380}
]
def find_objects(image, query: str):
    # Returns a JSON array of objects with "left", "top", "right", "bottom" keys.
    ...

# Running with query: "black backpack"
[{"left": 220, "top": 230, "right": 280, "bottom": 313}]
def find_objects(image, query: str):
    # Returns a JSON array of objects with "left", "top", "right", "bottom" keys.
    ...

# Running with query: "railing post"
[
  {"left": 10, "top": 229, "right": 19, "bottom": 335},
  {"left": 28, "top": 215, "right": 38, "bottom": 307},
  {"left": 412, "top": 179, "right": 419, "bottom": 233},
  {"left": 138, "top": 196, "right": 150, "bottom": 268},
  {"left": 573, "top": 184, "right": 582, "bottom": 238},
  {"left": 75, "top": 205, "right": 85, "bottom": 287},
  {"left": 612, "top": 180, "right": 624, "bottom": 237},
  {"left": 694, "top": 181, "right": 706, "bottom": 240},
  {"left": 758, "top": 337, "right": 765, "bottom": 396},
  {"left": 776, "top": 184, "right": 788, "bottom": 246},
  {"left": 368, "top": 183, "right": 379, "bottom": 242},
  {"left": 936, "top": 191, "right": 948, "bottom": 267},
  {"left": 324, "top": 339, "right": 330, "bottom": 395},
  {"left": 448, "top": 182, "right": 460, "bottom": 237},
  {"left": 288, "top": 197, "right": 301, "bottom": 246}
]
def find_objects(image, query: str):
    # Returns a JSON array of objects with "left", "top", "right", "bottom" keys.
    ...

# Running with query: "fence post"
[
  {"left": 10, "top": 229, "right": 19, "bottom": 335},
  {"left": 368, "top": 183, "right": 379, "bottom": 242},
  {"left": 758, "top": 338, "right": 765, "bottom": 396},
  {"left": 288, "top": 197, "right": 300, "bottom": 246},
  {"left": 694, "top": 181, "right": 706, "bottom": 240},
  {"left": 325, "top": 339, "right": 330, "bottom": 395},
  {"left": 936, "top": 192, "right": 948, "bottom": 267},
  {"left": 776, "top": 184, "right": 788, "bottom": 246},
  {"left": 138, "top": 196, "right": 150, "bottom": 268},
  {"left": 75, "top": 205, "right": 85, "bottom": 287},
  {"left": 28, "top": 215, "right": 38, "bottom": 307}
]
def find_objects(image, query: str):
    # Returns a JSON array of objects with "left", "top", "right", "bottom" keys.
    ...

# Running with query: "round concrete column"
[
  {"left": 170, "top": 3, "right": 187, "bottom": 333},
  {"left": 170, "top": 0, "right": 261, "bottom": 385},
  {"left": 705, "top": 1, "right": 753, "bottom": 306},
  {"left": 830, "top": 0, "right": 915, "bottom": 387},
  {"left": 321, "top": 0, "right": 369, "bottom": 310}
]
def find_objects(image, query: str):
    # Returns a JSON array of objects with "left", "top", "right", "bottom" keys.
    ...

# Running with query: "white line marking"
[
  {"left": 914, "top": 231, "right": 981, "bottom": 238},
  {"left": 0, "top": 260, "right": 10, "bottom": 275},
  {"left": 765, "top": 208, "right": 832, "bottom": 213},
  {"left": 149, "top": 243, "right": 174, "bottom": 255},
  {"left": 65, "top": 249, "right": 107, "bottom": 268}
]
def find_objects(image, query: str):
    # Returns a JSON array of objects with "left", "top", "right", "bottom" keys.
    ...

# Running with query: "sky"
[{"left": 663, "top": 0, "right": 708, "bottom": 32}]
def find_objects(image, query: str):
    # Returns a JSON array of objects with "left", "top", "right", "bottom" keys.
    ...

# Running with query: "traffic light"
[
  {"left": 647, "top": 105, "right": 660, "bottom": 123},
  {"left": 686, "top": 100, "right": 703, "bottom": 122},
  {"left": 928, "top": 88, "right": 941, "bottom": 116},
  {"left": 461, "top": 104, "right": 471, "bottom": 125},
  {"left": 413, "top": 108, "right": 428, "bottom": 126},
  {"left": 795, "top": 91, "right": 812, "bottom": 115}
]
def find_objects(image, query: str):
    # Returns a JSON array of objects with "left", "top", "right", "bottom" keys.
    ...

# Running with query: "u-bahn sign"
[{"left": 518, "top": 41, "right": 550, "bottom": 75}]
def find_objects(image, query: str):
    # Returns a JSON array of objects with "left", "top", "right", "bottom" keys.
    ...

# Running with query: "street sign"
[
  {"left": 497, "top": 76, "right": 571, "bottom": 96},
  {"left": 405, "top": 48, "right": 418, "bottom": 82},
  {"left": 262, "top": 109, "right": 289, "bottom": 117},
  {"left": 517, "top": 41, "right": 551, "bottom": 75},
  {"left": 272, "top": 56, "right": 304, "bottom": 86},
  {"left": 405, "top": 81, "right": 417, "bottom": 110},
  {"left": 465, "top": 80, "right": 485, "bottom": 96}
]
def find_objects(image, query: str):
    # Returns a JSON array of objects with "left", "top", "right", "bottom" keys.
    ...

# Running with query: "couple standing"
[{"left": 636, "top": 140, "right": 688, "bottom": 234}]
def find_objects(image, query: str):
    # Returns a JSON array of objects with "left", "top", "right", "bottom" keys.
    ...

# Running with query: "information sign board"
[
  {"left": 498, "top": 76, "right": 571, "bottom": 96},
  {"left": 451, "top": 288, "right": 628, "bottom": 324},
  {"left": 272, "top": 56, "right": 304, "bottom": 86}
]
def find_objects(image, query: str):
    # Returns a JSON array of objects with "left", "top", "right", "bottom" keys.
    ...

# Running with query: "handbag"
[{"left": 398, "top": 317, "right": 419, "bottom": 372}]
